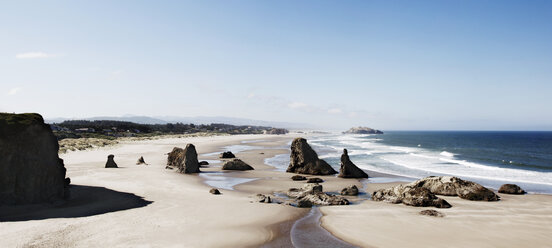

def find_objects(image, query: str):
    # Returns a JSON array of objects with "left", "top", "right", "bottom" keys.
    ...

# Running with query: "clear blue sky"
[{"left": 1, "top": 1, "right": 551, "bottom": 130}]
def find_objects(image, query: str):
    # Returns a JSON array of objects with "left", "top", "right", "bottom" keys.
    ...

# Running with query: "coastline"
[{"left": 1, "top": 134, "right": 551, "bottom": 247}]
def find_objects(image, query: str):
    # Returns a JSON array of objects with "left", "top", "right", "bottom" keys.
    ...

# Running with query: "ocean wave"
[{"left": 440, "top": 151, "right": 455, "bottom": 157}]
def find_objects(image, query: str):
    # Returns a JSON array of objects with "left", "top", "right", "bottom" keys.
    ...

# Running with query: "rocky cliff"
[{"left": 0, "top": 113, "right": 68, "bottom": 205}]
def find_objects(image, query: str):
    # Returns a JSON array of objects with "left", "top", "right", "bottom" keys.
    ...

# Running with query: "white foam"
[{"left": 440, "top": 151, "right": 455, "bottom": 157}]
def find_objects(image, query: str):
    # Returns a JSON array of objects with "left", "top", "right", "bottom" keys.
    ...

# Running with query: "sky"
[{"left": 1, "top": 1, "right": 551, "bottom": 130}]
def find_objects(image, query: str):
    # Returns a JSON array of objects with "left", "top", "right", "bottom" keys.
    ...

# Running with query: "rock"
[
  {"left": 220, "top": 151, "right": 236, "bottom": 159},
  {"left": 286, "top": 138, "right": 337, "bottom": 175},
  {"left": 411, "top": 176, "right": 499, "bottom": 201},
  {"left": 199, "top": 161, "right": 209, "bottom": 166},
  {"left": 167, "top": 144, "right": 201, "bottom": 173},
  {"left": 338, "top": 149, "right": 368, "bottom": 178},
  {"left": 343, "top": 127, "right": 383, "bottom": 134},
  {"left": 297, "top": 199, "right": 313, "bottom": 208},
  {"left": 105, "top": 154, "right": 118, "bottom": 168},
  {"left": 306, "top": 177, "right": 323, "bottom": 183},
  {"left": 372, "top": 184, "right": 452, "bottom": 208},
  {"left": 222, "top": 159, "right": 254, "bottom": 170},
  {"left": 209, "top": 188, "right": 221, "bottom": 195},
  {"left": 136, "top": 156, "right": 148, "bottom": 165},
  {"left": 420, "top": 209, "right": 444, "bottom": 217},
  {"left": 301, "top": 193, "right": 349, "bottom": 206},
  {"left": 287, "top": 183, "right": 324, "bottom": 198},
  {"left": 64, "top": 178, "right": 71, "bottom": 187},
  {"left": 291, "top": 175, "right": 307, "bottom": 181},
  {"left": 255, "top": 194, "right": 272, "bottom": 203},
  {"left": 341, "top": 185, "right": 359, "bottom": 196},
  {"left": 165, "top": 166, "right": 173, "bottom": 170},
  {"left": 498, "top": 184, "right": 526, "bottom": 195},
  {"left": 0, "top": 113, "right": 67, "bottom": 204}
]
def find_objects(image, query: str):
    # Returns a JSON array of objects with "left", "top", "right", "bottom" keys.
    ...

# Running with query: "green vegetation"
[{"left": 50, "top": 120, "right": 287, "bottom": 140}]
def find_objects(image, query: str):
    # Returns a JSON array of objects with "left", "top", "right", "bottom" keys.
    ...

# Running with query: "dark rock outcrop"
[
  {"left": 0, "top": 113, "right": 68, "bottom": 204},
  {"left": 286, "top": 138, "right": 337, "bottom": 175},
  {"left": 136, "top": 156, "right": 148, "bottom": 165},
  {"left": 105, "top": 154, "right": 118, "bottom": 168},
  {"left": 341, "top": 185, "right": 359, "bottom": 196},
  {"left": 287, "top": 183, "right": 349, "bottom": 206},
  {"left": 343, "top": 127, "right": 383, "bottom": 134},
  {"left": 220, "top": 151, "right": 236, "bottom": 159},
  {"left": 199, "top": 161, "right": 209, "bottom": 166},
  {"left": 222, "top": 159, "right": 254, "bottom": 170},
  {"left": 338, "top": 149, "right": 368, "bottom": 178},
  {"left": 287, "top": 183, "right": 323, "bottom": 198},
  {"left": 255, "top": 194, "right": 272, "bottom": 203},
  {"left": 372, "top": 184, "right": 452, "bottom": 208},
  {"left": 498, "top": 184, "right": 526, "bottom": 195},
  {"left": 420, "top": 209, "right": 444, "bottom": 217},
  {"left": 64, "top": 178, "right": 71, "bottom": 187},
  {"left": 291, "top": 175, "right": 307, "bottom": 181},
  {"left": 209, "top": 188, "right": 221, "bottom": 195},
  {"left": 166, "top": 144, "right": 201, "bottom": 173},
  {"left": 412, "top": 176, "right": 499, "bottom": 201},
  {"left": 306, "top": 177, "right": 323, "bottom": 183}
]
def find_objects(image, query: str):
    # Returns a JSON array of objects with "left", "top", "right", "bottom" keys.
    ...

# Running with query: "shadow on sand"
[{"left": 0, "top": 185, "right": 153, "bottom": 222}]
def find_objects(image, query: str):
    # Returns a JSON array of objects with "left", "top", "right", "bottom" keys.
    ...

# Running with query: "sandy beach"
[{"left": 1, "top": 134, "right": 552, "bottom": 247}]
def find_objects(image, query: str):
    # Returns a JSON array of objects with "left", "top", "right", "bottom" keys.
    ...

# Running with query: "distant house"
[{"left": 75, "top": 128, "right": 95, "bottom": 133}]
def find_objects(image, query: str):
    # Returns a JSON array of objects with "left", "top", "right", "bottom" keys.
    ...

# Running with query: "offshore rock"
[
  {"left": 220, "top": 151, "right": 236, "bottom": 159},
  {"left": 343, "top": 127, "right": 383, "bottom": 134}
]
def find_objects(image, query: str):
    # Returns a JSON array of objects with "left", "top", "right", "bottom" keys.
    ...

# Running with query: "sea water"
[{"left": 267, "top": 131, "right": 552, "bottom": 194}]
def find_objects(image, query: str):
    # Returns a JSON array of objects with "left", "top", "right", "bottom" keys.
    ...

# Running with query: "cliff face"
[{"left": 0, "top": 113, "right": 67, "bottom": 205}]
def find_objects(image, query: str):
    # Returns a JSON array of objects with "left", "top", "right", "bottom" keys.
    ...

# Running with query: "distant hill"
[{"left": 45, "top": 115, "right": 308, "bottom": 129}]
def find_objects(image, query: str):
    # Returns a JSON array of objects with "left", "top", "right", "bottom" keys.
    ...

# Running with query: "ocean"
[{"left": 266, "top": 131, "right": 552, "bottom": 194}]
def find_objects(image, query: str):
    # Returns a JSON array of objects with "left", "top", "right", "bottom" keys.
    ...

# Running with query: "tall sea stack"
[
  {"left": 286, "top": 138, "right": 337, "bottom": 175},
  {"left": 0, "top": 113, "right": 68, "bottom": 205}
]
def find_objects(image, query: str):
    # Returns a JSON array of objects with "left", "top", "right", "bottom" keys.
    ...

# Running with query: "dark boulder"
[
  {"left": 105, "top": 154, "right": 118, "bottom": 168},
  {"left": 341, "top": 185, "right": 359, "bottom": 196},
  {"left": 0, "top": 113, "right": 67, "bottom": 204},
  {"left": 220, "top": 151, "right": 236, "bottom": 159},
  {"left": 420, "top": 209, "right": 444, "bottom": 217},
  {"left": 136, "top": 156, "right": 148, "bottom": 165},
  {"left": 287, "top": 184, "right": 323, "bottom": 198},
  {"left": 209, "top": 188, "right": 221, "bottom": 195},
  {"left": 291, "top": 175, "right": 307, "bottom": 181},
  {"left": 498, "top": 184, "right": 526, "bottom": 195},
  {"left": 255, "top": 194, "right": 272, "bottom": 203},
  {"left": 199, "top": 161, "right": 209, "bottom": 167},
  {"left": 286, "top": 138, "right": 337, "bottom": 175},
  {"left": 338, "top": 149, "right": 368, "bottom": 178},
  {"left": 167, "top": 144, "right": 201, "bottom": 173},
  {"left": 297, "top": 199, "right": 313, "bottom": 208},
  {"left": 64, "top": 178, "right": 71, "bottom": 187},
  {"left": 301, "top": 193, "right": 349, "bottom": 206},
  {"left": 222, "top": 159, "right": 254, "bottom": 171},
  {"left": 306, "top": 177, "right": 323, "bottom": 183}
]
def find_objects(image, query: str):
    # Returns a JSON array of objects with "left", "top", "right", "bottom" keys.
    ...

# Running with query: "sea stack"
[
  {"left": 105, "top": 154, "right": 118, "bottom": 168},
  {"left": 167, "top": 144, "right": 200, "bottom": 173},
  {"left": 338, "top": 149, "right": 369, "bottom": 178},
  {"left": 286, "top": 138, "right": 337, "bottom": 175},
  {"left": 0, "top": 113, "right": 68, "bottom": 204}
]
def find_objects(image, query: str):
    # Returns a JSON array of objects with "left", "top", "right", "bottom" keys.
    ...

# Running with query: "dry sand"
[{"left": 1, "top": 134, "right": 551, "bottom": 248}]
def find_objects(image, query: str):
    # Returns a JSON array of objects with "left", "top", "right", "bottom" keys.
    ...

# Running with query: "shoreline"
[{"left": 2, "top": 134, "right": 551, "bottom": 247}]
